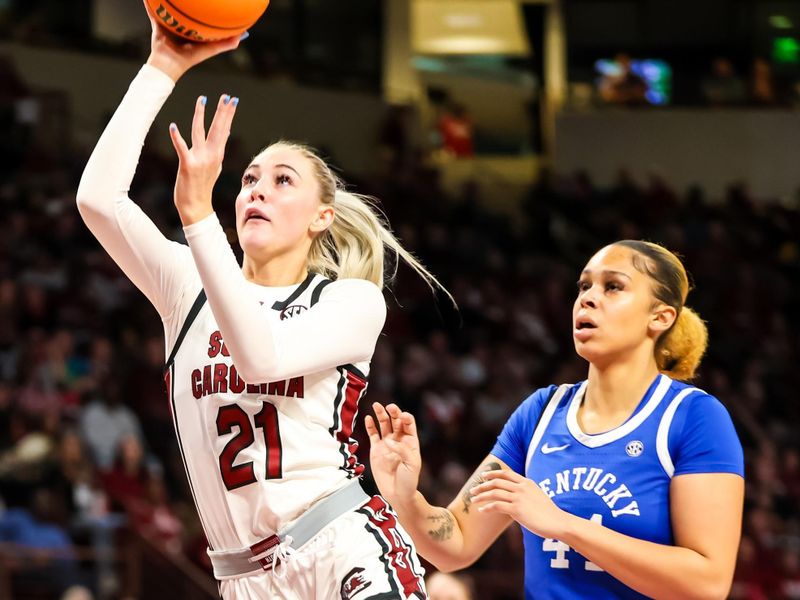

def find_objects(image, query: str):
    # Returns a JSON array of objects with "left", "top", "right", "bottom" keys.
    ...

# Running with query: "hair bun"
[{"left": 656, "top": 307, "right": 708, "bottom": 380}]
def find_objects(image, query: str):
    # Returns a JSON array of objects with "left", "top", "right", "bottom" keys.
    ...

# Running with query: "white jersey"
[
  {"left": 165, "top": 274, "right": 373, "bottom": 551},
  {"left": 76, "top": 65, "right": 386, "bottom": 552}
]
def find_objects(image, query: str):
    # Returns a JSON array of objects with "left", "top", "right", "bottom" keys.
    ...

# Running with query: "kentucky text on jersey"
[{"left": 538, "top": 467, "right": 640, "bottom": 518}]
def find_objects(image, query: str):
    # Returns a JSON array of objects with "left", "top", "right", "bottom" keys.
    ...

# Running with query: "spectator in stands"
[
  {"left": 100, "top": 434, "right": 149, "bottom": 513},
  {"left": 79, "top": 381, "right": 143, "bottom": 470},
  {"left": 0, "top": 487, "right": 83, "bottom": 594},
  {"left": 702, "top": 58, "right": 746, "bottom": 107},
  {"left": 438, "top": 102, "right": 475, "bottom": 158},
  {"left": 0, "top": 411, "right": 53, "bottom": 493},
  {"left": 48, "top": 429, "right": 97, "bottom": 519},
  {"left": 60, "top": 586, "right": 94, "bottom": 600},
  {"left": 750, "top": 58, "right": 778, "bottom": 106},
  {"left": 47, "top": 429, "right": 121, "bottom": 598},
  {"left": 127, "top": 473, "right": 184, "bottom": 556}
]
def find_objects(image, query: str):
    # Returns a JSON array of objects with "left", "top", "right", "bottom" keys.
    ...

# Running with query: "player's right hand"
[
  {"left": 365, "top": 403, "right": 422, "bottom": 507},
  {"left": 142, "top": 0, "right": 242, "bottom": 82}
]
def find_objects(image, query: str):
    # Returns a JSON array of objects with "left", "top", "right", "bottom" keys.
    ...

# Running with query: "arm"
[
  {"left": 180, "top": 221, "right": 387, "bottom": 381},
  {"left": 473, "top": 471, "right": 742, "bottom": 600},
  {"left": 365, "top": 403, "right": 512, "bottom": 572},
  {"left": 75, "top": 63, "right": 190, "bottom": 318},
  {"left": 76, "top": 1, "right": 242, "bottom": 318},
  {"left": 562, "top": 473, "right": 743, "bottom": 600}
]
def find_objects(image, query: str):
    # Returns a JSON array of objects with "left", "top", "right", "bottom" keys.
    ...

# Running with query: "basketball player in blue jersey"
[
  {"left": 76, "top": 2, "right": 436, "bottom": 598},
  {"left": 367, "top": 240, "right": 744, "bottom": 599}
]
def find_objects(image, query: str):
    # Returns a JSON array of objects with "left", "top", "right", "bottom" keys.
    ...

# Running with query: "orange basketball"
[{"left": 146, "top": 0, "right": 270, "bottom": 42}]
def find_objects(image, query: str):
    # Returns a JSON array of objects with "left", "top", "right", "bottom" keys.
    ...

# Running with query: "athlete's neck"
[
  {"left": 242, "top": 252, "right": 309, "bottom": 287},
  {"left": 581, "top": 347, "right": 660, "bottom": 433}
]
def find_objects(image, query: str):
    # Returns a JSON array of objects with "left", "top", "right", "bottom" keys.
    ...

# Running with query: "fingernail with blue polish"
[
  {"left": 169, "top": 123, "right": 177, "bottom": 132},
  {"left": 240, "top": 31, "right": 250, "bottom": 41},
  {"left": 223, "top": 94, "right": 231, "bottom": 105},
  {"left": 232, "top": 97, "right": 239, "bottom": 107},
  {"left": 200, "top": 95, "right": 207, "bottom": 106}
]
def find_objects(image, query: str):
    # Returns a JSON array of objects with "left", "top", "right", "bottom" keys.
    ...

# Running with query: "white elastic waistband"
[{"left": 207, "top": 481, "right": 370, "bottom": 579}]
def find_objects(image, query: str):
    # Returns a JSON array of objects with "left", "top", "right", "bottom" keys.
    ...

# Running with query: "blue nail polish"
[
  {"left": 169, "top": 123, "right": 177, "bottom": 131},
  {"left": 240, "top": 31, "right": 250, "bottom": 41},
  {"left": 200, "top": 95, "right": 207, "bottom": 106},
  {"left": 223, "top": 95, "right": 230, "bottom": 105},
  {"left": 232, "top": 97, "right": 239, "bottom": 107}
]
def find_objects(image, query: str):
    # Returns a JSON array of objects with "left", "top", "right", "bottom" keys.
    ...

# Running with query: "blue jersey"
[{"left": 490, "top": 374, "right": 744, "bottom": 600}]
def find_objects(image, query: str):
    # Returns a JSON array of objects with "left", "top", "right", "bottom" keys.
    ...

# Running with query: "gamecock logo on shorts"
[
  {"left": 340, "top": 566, "right": 371, "bottom": 599},
  {"left": 280, "top": 305, "right": 308, "bottom": 320}
]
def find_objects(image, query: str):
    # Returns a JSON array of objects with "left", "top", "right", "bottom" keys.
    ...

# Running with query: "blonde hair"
[
  {"left": 259, "top": 141, "right": 451, "bottom": 300},
  {"left": 615, "top": 240, "right": 708, "bottom": 380}
]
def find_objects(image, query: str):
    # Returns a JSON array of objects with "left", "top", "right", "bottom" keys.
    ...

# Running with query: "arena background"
[{"left": 0, "top": 1, "right": 799, "bottom": 598}]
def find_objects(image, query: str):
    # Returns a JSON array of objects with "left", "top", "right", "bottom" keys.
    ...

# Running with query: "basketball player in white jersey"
[{"left": 76, "top": 3, "right": 435, "bottom": 598}]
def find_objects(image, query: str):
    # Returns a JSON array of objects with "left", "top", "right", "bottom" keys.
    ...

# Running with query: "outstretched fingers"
[
  {"left": 385, "top": 403, "right": 405, "bottom": 437},
  {"left": 168, "top": 122, "right": 190, "bottom": 162},
  {"left": 385, "top": 404, "right": 419, "bottom": 442},
  {"left": 401, "top": 411, "right": 418, "bottom": 438},
  {"left": 372, "top": 402, "right": 394, "bottom": 439},
  {"left": 207, "top": 94, "right": 238, "bottom": 148},
  {"left": 191, "top": 95, "right": 207, "bottom": 148},
  {"left": 365, "top": 415, "right": 380, "bottom": 445}
]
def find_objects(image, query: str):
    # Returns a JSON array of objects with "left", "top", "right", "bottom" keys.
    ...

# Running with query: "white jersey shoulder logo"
[
  {"left": 280, "top": 304, "right": 308, "bottom": 320},
  {"left": 541, "top": 443, "right": 570, "bottom": 454}
]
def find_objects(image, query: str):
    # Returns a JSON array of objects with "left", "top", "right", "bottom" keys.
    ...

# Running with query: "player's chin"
[
  {"left": 239, "top": 231, "right": 275, "bottom": 256},
  {"left": 573, "top": 338, "right": 603, "bottom": 362}
]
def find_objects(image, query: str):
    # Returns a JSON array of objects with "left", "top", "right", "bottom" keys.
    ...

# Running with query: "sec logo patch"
[
  {"left": 625, "top": 440, "right": 644, "bottom": 457},
  {"left": 280, "top": 305, "right": 308, "bottom": 320}
]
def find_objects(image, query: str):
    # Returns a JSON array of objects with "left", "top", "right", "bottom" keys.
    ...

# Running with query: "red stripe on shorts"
[{"left": 362, "top": 496, "right": 424, "bottom": 598}]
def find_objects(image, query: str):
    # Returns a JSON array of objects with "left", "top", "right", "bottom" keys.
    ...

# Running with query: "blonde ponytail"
[
  {"left": 310, "top": 190, "right": 449, "bottom": 297},
  {"left": 616, "top": 240, "right": 708, "bottom": 381},
  {"left": 655, "top": 306, "right": 708, "bottom": 381},
  {"left": 261, "top": 141, "right": 451, "bottom": 301}
]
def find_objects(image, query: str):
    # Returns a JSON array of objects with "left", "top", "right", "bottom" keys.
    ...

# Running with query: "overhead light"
[
  {"left": 413, "top": 0, "right": 531, "bottom": 56},
  {"left": 444, "top": 13, "right": 485, "bottom": 29}
]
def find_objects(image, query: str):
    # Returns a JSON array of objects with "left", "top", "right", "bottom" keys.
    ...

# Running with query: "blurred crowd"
[
  {"left": 1, "top": 34, "right": 800, "bottom": 600},
  {"left": 0, "top": 86, "right": 798, "bottom": 598}
]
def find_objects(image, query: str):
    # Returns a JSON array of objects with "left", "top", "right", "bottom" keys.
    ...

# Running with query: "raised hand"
[
  {"left": 365, "top": 403, "right": 422, "bottom": 508},
  {"left": 142, "top": 0, "right": 243, "bottom": 82},
  {"left": 168, "top": 93, "right": 239, "bottom": 226},
  {"left": 471, "top": 468, "right": 571, "bottom": 540}
]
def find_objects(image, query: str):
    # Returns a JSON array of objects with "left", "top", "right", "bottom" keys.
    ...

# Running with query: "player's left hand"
[
  {"left": 143, "top": 0, "right": 242, "bottom": 82},
  {"left": 471, "top": 468, "right": 570, "bottom": 539},
  {"left": 169, "top": 94, "right": 238, "bottom": 226}
]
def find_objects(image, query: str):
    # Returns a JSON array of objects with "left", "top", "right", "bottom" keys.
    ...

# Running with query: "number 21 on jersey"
[{"left": 216, "top": 402, "right": 282, "bottom": 490}]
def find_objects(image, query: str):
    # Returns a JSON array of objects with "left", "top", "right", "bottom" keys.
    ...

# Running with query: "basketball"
[{"left": 146, "top": 0, "right": 270, "bottom": 42}]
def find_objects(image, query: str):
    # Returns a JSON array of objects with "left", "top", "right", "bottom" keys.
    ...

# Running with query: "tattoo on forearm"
[
  {"left": 461, "top": 461, "right": 501, "bottom": 514},
  {"left": 427, "top": 509, "right": 455, "bottom": 541}
]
